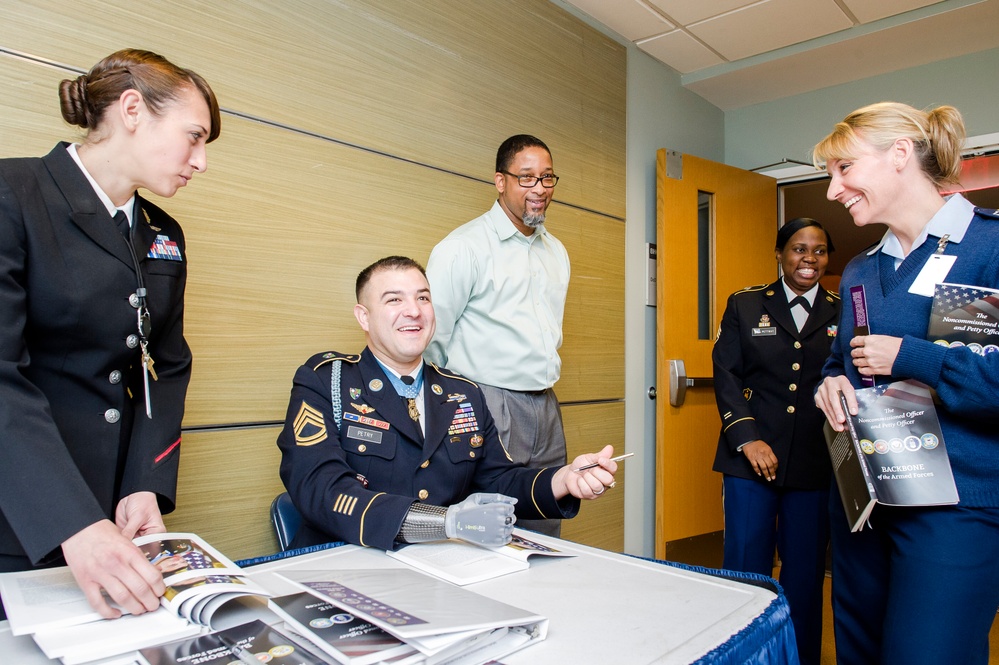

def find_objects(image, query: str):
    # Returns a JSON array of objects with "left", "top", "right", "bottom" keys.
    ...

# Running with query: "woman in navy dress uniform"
[
  {"left": 712, "top": 218, "right": 839, "bottom": 665},
  {"left": 0, "top": 49, "right": 220, "bottom": 619}
]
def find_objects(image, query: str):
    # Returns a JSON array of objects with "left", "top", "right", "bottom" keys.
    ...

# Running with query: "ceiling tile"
[
  {"left": 645, "top": 0, "right": 758, "bottom": 26},
  {"left": 687, "top": 0, "right": 853, "bottom": 61},
  {"left": 637, "top": 30, "right": 725, "bottom": 73},
  {"left": 841, "top": 0, "right": 946, "bottom": 24},
  {"left": 683, "top": 0, "right": 999, "bottom": 109},
  {"left": 562, "top": 0, "right": 674, "bottom": 40}
]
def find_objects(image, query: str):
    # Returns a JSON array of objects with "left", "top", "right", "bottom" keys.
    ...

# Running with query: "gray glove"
[{"left": 444, "top": 493, "right": 517, "bottom": 547}]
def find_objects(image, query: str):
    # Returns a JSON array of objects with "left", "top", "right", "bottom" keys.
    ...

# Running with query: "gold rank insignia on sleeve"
[
  {"left": 332, "top": 493, "right": 358, "bottom": 516},
  {"left": 293, "top": 401, "right": 328, "bottom": 446}
]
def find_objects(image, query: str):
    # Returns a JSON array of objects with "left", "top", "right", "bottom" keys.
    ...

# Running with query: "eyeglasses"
[{"left": 501, "top": 171, "right": 559, "bottom": 188}]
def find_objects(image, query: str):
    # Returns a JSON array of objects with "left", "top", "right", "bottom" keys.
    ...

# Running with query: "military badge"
[
  {"left": 293, "top": 401, "right": 327, "bottom": 446},
  {"left": 447, "top": 402, "right": 479, "bottom": 435},
  {"left": 349, "top": 387, "right": 361, "bottom": 399},
  {"left": 827, "top": 325, "right": 838, "bottom": 337},
  {"left": 323, "top": 352, "right": 336, "bottom": 359},
  {"left": 147, "top": 234, "right": 183, "bottom": 261},
  {"left": 447, "top": 393, "right": 467, "bottom": 402},
  {"left": 351, "top": 403, "right": 375, "bottom": 414},
  {"left": 759, "top": 314, "right": 771, "bottom": 327},
  {"left": 743, "top": 388, "right": 752, "bottom": 401},
  {"left": 470, "top": 434, "right": 484, "bottom": 447},
  {"left": 431, "top": 383, "right": 443, "bottom": 395},
  {"left": 368, "top": 379, "right": 383, "bottom": 392},
  {"left": 343, "top": 412, "right": 390, "bottom": 430}
]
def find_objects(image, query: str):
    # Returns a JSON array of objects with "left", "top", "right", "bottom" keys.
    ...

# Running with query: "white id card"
[{"left": 909, "top": 253, "right": 956, "bottom": 296}]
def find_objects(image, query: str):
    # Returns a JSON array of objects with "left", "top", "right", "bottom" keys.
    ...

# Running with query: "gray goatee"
[{"left": 523, "top": 212, "right": 545, "bottom": 228}]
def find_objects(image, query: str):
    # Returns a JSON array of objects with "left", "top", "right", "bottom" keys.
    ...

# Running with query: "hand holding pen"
[{"left": 552, "top": 446, "right": 632, "bottom": 500}]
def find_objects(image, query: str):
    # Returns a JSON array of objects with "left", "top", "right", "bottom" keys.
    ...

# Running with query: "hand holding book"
[
  {"left": 849, "top": 334, "right": 903, "bottom": 378},
  {"left": 814, "top": 374, "right": 857, "bottom": 433}
]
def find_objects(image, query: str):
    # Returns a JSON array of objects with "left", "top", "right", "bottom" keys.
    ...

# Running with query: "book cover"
[
  {"left": 277, "top": 568, "right": 548, "bottom": 654},
  {"left": 825, "top": 380, "right": 959, "bottom": 531},
  {"left": 269, "top": 592, "right": 416, "bottom": 665},
  {"left": 138, "top": 619, "right": 327, "bottom": 665},
  {"left": 385, "top": 530, "right": 573, "bottom": 586},
  {"left": 927, "top": 282, "right": 999, "bottom": 354}
]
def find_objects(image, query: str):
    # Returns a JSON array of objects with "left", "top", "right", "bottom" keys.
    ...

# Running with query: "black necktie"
[
  {"left": 789, "top": 295, "right": 812, "bottom": 313},
  {"left": 113, "top": 210, "right": 130, "bottom": 239}
]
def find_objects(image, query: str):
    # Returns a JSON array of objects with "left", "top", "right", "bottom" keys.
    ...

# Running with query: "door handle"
[{"left": 668, "top": 359, "right": 714, "bottom": 407}]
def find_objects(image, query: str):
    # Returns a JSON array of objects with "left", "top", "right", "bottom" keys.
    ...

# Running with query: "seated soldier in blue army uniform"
[{"left": 276, "top": 256, "right": 619, "bottom": 550}]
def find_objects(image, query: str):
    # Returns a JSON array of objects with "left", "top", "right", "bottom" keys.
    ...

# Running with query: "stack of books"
[
  {"left": 0, "top": 533, "right": 269, "bottom": 664},
  {"left": 0, "top": 532, "right": 555, "bottom": 664}
]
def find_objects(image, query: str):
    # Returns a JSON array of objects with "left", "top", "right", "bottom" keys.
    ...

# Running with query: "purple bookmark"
[{"left": 849, "top": 285, "right": 875, "bottom": 387}]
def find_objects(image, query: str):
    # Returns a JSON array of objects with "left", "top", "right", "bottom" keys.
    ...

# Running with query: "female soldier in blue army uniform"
[
  {"left": 277, "top": 256, "right": 619, "bottom": 550},
  {"left": 711, "top": 218, "right": 839, "bottom": 665},
  {"left": 0, "top": 49, "right": 220, "bottom": 620}
]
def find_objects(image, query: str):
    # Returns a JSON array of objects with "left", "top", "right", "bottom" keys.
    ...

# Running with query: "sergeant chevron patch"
[{"left": 294, "top": 401, "right": 328, "bottom": 446}]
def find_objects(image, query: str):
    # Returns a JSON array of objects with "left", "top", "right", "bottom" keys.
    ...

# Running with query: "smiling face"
[
  {"left": 495, "top": 146, "right": 554, "bottom": 236},
  {"left": 777, "top": 225, "right": 829, "bottom": 295},
  {"left": 134, "top": 85, "right": 211, "bottom": 198},
  {"left": 824, "top": 135, "right": 903, "bottom": 228},
  {"left": 354, "top": 266, "right": 435, "bottom": 374}
]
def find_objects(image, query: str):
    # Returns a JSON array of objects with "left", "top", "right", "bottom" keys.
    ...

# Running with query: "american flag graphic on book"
[{"left": 928, "top": 282, "right": 999, "bottom": 355}]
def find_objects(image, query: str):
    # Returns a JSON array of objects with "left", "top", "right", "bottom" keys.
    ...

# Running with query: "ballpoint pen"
[{"left": 573, "top": 452, "right": 634, "bottom": 472}]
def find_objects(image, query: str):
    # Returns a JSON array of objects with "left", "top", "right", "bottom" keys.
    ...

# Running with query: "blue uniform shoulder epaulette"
[
  {"left": 430, "top": 363, "right": 479, "bottom": 388},
  {"left": 974, "top": 207, "right": 999, "bottom": 220},
  {"left": 307, "top": 351, "right": 361, "bottom": 371}
]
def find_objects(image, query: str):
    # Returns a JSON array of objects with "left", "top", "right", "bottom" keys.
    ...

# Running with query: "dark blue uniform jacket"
[
  {"left": 712, "top": 280, "right": 840, "bottom": 489},
  {"left": 277, "top": 348, "right": 578, "bottom": 550}
]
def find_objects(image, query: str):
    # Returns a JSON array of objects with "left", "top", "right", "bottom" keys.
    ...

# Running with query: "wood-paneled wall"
[{"left": 1, "top": 0, "right": 626, "bottom": 561}]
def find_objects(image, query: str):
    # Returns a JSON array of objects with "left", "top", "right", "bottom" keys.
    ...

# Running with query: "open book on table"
[
  {"left": 0, "top": 533, "right": 268, "bottom": 664},
  {"left": 278, "top": 567, "right": 548, "bottom": 665},
  {"left": 824, "top": 380, "right": 959, "bottom": 532},
  {"left": 385, "top": 530, "right": 574, "bottom": 586}
]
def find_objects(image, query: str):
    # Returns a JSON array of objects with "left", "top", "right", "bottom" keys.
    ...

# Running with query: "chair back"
[{"left": 270, "top": 492, "right": 302, "bottom": 551}]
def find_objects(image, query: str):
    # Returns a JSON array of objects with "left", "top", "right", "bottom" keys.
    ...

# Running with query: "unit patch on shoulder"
[{"left": 294, "top": 401, "right": 327, "bottom": 446}]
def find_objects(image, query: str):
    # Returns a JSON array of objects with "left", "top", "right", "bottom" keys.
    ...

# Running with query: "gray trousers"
[{"left": 478, "top": 383, "right": 567, "bottom": 538}]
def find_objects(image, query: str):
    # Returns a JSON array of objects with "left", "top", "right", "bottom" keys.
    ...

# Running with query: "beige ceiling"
[{"left": 561, "top": 0, "right": 999, "bottom": 110}]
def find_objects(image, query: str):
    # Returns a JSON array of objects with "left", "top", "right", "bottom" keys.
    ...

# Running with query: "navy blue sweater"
[{"left": 823, "top": 207, "right": 999, "bottom": 507}]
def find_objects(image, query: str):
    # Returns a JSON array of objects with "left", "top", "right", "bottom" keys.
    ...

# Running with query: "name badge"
[
  {"left": 346, "top": 426, "right": 382, "bottom": 444},
  {"left": 751, "top": 327, "right": 777, "bottom": 337},
  {"left": 909, "top": 254, "right": 956, "bottom": 297}
]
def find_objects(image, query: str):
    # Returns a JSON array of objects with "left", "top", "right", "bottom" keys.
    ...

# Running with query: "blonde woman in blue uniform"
[
  {"left": 0, "top": 49, "right": 220, "bottom": 620},
  {"left": 712, "top": 218, "right": 839, "bottom": 665}
]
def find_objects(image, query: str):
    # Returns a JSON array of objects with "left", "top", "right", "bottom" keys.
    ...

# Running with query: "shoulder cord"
[{"left": 330, "top": 360, "right": 342, "bottom": 429}]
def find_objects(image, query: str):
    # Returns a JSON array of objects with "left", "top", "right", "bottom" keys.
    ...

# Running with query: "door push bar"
[{"left": 668, "top": 359, "right": 713, "bottom": 407}]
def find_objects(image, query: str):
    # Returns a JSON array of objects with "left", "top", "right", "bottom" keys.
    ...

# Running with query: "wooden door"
[{"left": 655, "top": 151, "right": 777, "bottom": 559}]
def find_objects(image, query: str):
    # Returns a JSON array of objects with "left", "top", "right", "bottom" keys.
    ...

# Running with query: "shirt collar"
[
  {"left": 486, "top": 199, "right": 547, "bottom": 243},
  {"left": 781, "top": 280, "right": 818, "bottom": 305},
  {"left": 372, "top": 356, "right": 424, "bottom": 397},
  {"left": 867, "top": 193, "right": 974, "bottom": 259},
  {"left": 65, "top": 143, "right": 136, "bottom": 224}
]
